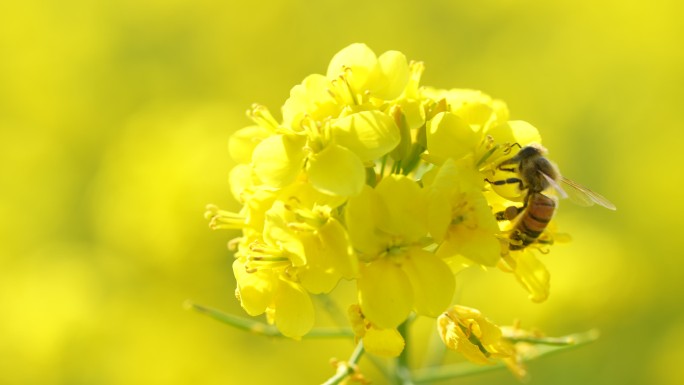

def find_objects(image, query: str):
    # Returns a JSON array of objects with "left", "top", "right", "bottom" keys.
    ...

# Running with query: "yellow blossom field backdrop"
[{"left": 1, "top": 0, "right": 682, "bottom": 384}]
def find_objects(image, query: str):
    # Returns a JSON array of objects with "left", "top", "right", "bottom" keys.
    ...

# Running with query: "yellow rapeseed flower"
[
  {"left": 437, "top": 305, "right": 513, "bottom": 365},
  {"left": 206, "top": 43, "right": 582, "bottom": 366},
  {"left": 348, "top": 304, "right": 405, "bottom": 357},
  {"left": 426, "top": 158, "right": 501, "bottom": 267},
  {"left": 346, "top": 176, "right": 455, "bottom": 330}
]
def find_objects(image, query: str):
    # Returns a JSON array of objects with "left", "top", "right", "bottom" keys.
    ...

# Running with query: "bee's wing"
[
  {"left": 539, "top": 171, "right": 568, "bottom": 199},
  {"left": 559, "top": 176, "right": 617, "bottom": 210}
]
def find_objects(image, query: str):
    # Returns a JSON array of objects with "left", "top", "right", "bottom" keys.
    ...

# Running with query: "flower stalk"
[
  {"left": 186, "top": 301, "right": 354, "bottom": 339},
  {"left": 322, "top": 341, "right": 366, "bottom": 385},
  {"left": 411, "top": 329, "right": 600, "bottom": 383}
]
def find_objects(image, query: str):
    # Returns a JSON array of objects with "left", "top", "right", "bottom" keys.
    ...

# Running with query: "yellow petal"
[
  {"left": 513, "top": 250, "right": 550, "bottom": 302},
  {"left": 508, "top": 120, "right": 541, "bottom": 145},
  {"left": 426, "top": 111, "right": 478, "bottom": 164},
  {"left": 455, "top": 333, "right": 492, "bottom": 364},
  {"left": 427, "top": 188, "right": 451, "bottom": 242},
  {"left": 298, "top": 219, "right": 357, "bottom": 294},
  {"left": 374, "top": 175, "right": 428, "bottom": 241},
  {"left": 263, "top": 202, "right": 306, "bottom": 266},
  {"left": 242, "top": 188, "right": 277, "bottom": 232},
  {"left": 438, "top": 227, "right": 501, "bottom": 267},
  {"left": 307, "top": 144, "right": 365, "bottom": 196},
  {"left": 319, "top": 218, "right": 358, "bottom": 280},
  {"left": 438, "top": 305, "right": 507, "bottom": 365},
  {"left": 486, "top": 120, "right": 541, "bottom": 147},
  {"left": 229, "top": 125, "right": 272, "bottom": 164},
  {"left": 273, "top": 278, "right": 315, "bottom": 339},
  {"left": 282, "top": 74, "right": 341, "bottom": 128},
  {"left": 435, "top": 187, "right": 502, "bottom": 267},
  {"left": 363, "top": 327, "right": 405, "bottom": 357},
  {"left": 232, "top": 259, "right": 274, "bottom": 316},
  {"left": 347, "top": 304, "right": 367, "bottom": 338},
  {"left": 372, "top": 50, "right": 409, "bottom": 100},
  {"left": 228, "top": 164, "right": 253, "bottom": 202},
  {"left": 437, "top": 314, "right": 491, "bottom": 365},
  {"left": 331, "top": 110, "right": 400, "bottom": 162},
  {"left": 275, "top": 181, "right": 347, "bottom": 211},
  {"left": 298, "top": 234, "right": 340, "bottom": 294},
  {"left": 427, "top": 158, "right": 459, "bottom": 191},
  {"left": 326, "top": 43, "right": 377, "bottom": 92},
  {"left": 402, "top": 248, "right": 455, "bottom": 317},
  {"left": 345, "top": 185, "right": 391, "bottom": 256},
  {"left": 358, "top": 259, "right": 413, "bottom": 329},
  {"left": 252, "top": 134, "right": 306, "bottom": 188},
  {"left": 426, "top": 160, "right": 459, "bottom": 242},
  {"left": 399, "top": 98, "right": 426, "bottom": 130}
]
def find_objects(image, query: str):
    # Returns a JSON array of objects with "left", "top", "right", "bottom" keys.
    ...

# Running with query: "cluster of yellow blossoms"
[{"left": 207, "top": 43, "right": 558, "bottom": 366}]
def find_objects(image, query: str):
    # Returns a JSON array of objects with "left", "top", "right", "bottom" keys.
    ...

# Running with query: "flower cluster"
[{"left": 206, "top": 43, "right": 561, "bottom": 361}]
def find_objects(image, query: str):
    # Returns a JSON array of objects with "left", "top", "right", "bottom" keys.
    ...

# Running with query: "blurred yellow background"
[{"left": 1, "top": 0, "right": 682, "bottom": 384}]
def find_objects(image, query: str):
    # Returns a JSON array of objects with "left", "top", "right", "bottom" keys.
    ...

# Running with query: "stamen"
[
  {"left": 205, "top": 204, "right": 246, "bottom": 230},
  {"left": 246, "top": 104, "right": 280, "bottom": 132},
  {"left": 283, "top": 199, "right": 329, "bottom": 230},
  {"left": 450, "top": 197, "right": 477, "bottom": 229},
  {"left": 287, "top": 222, "right": 316, "bottom": 232},
  {"left": 476, "top": 142, "right": 500, "bottom": 169},
  {"left": 249, "top": 255, "right": 290, "bottom": 263},
  {"left": 227, "top": 237, "right": 242, "bottom": 251},
  {"left": 301, "top": 117, "right": 327, "bottom": 153},
  {"left": 329, "top": 67, "right": 360, "bottom": 106},
  {"left": 248, "top": 241, "right": 281, "bottom": 255},
  {"left": 243, "top": 241, "right": 291, "bottom": 273},
  {"left": 341, "top": 67, "right": 360, "bottom": 105}
]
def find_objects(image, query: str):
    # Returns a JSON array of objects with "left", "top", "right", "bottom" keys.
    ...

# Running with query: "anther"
[{"left": 246, "top": 104, "right": 280, "bottom": 132}]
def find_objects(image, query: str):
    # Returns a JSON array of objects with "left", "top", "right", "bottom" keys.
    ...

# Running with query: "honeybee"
[
  {"left": 486, "top": 143, "right": 616, "bottom": 250},
  {"left": 504, "top": 192, "right": 557, "bottom": 250}
]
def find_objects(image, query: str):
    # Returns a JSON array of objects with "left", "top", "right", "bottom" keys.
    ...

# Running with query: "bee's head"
[{"left": 519, "top": 143, "right": 547, "bottom": 157}]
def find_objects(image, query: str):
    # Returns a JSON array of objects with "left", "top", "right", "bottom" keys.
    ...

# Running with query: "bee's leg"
[
  {"left": 498, "top": 165, "right": 517, "bottom": 173},
  {"left": 485, "top": 177, "right": 525, "bottom": 192},
  {"left": 502, "top": 142, "right": 522, "bottom": 155},
  {"left": 496, "top": 143, "right": 523, "bottom": 171},
  {"left": 494, "top": 205, "right": 524, "bottom": 221},
  {"left": 533, "top": 234, "right": 554, "bottom": 248},
  {"left": 535, "top": 246, "right": 551, "bottom": 254},
  {"left": 507, "top": 230, "right": 526, "bottom": 250}
]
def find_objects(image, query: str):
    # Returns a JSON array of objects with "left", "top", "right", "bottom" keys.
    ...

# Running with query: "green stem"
[
  {"left": 379, "top": 154, "right": 388, "bottom": 180},
  {"left": 395, "top": 318, "right": 415, "bottom": 385},
  {"left": 313, "top": 295, "right": 392, "bottom": 380},
  {"left": 422, "top": 324, "right": 447, "bottom": 368},
  {"left": 186, "top": 301, "right": 354, "bottom": 339},
  {"left": 411, "top": 329, "right": 600, "bottom": 383},
  {"left": 321, "top": 340, "right": 365, "bottom": 385},
  {"left": 504, "top": 330, "right": 598, "bottom": 346},
  {"left": 313, "top": 294, "right": 348, "bottom": 327}
]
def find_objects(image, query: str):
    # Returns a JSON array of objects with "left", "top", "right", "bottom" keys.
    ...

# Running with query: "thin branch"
[
  {"left": 396, "top": 319, "right": 415, "bottom": 385},
  {"left": 313, "top": 294, "right": 349, "bottom": 327},
  {"left": 186, "top": 301, "right": 354, "bottom": 339},
  {"left": 411, "top": 329, "right": 600, "bottom": 383},
  {"left": 503, "top": 329, "right": 600, "bottom": 346},
  {"left": 312, "top": 295, "right": 392, "bottom": 380},
  {"left": 322, "top": 340, "right": 365, "bottom": 385}
]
